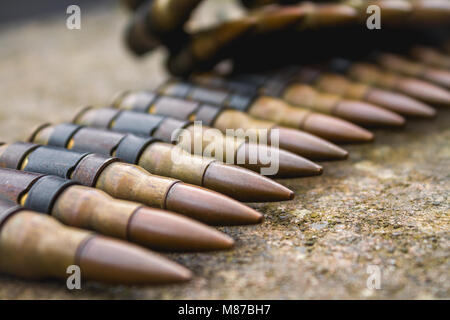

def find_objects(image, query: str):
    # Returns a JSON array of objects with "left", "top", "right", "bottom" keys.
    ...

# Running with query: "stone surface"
[{"left": 0, "top": 2, "right": 448, "bottom": 299}]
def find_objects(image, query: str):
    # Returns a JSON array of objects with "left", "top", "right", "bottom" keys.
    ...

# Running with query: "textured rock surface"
[{"left": 0, "top": 3, "right": 448, "bottom": 299}]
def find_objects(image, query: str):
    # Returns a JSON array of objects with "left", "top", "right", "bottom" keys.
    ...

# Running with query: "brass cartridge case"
[{"left": 0, "top": 210, "right": 91, "bottom": 279}]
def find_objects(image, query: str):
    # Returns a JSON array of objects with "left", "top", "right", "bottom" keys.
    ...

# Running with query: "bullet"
[
  {"left": 0, "top": 167, "right": 234, "bottom": 251},
  {"left": 301, "top": 69, "right": 436, "bottom": 118},
  {"left": 16, "top": 129, "right": 292, "bottom": 203},
  {"left": 189, "top": 74, "right": 349, "bottom": 159},
  {"left": 338, "top": 60, "right": 450, "bottom": 107},
  {"left": 78, "top": 103, "right": 321, "bottom": 178},
  {"left": 282, "top": 83, "right": 405, "bottom": 127},
  {"left": 227, "top": 73, "right": 375, "bottom": 142},
  {"left": 410, "top": 46, "right": 450, "bottom": 69},
  {"left": 0, "top": 198, "right": 192, "bottom": 285},
  {"left": 376, "top": 52, "right": 450, "bottom": 89},
  {"left": 24, "top": 128, "right": 264, "bottom": 225},
  {"left": 155, "top": 81, "right": 348, "bottom": 157}
]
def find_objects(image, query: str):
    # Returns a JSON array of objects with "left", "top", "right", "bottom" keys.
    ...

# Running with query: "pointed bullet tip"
[
  {"left": 288, "top": 190, "right": 295, "bottom": 200},
  {"left": 129, "top": 207, "right": 236, "bottom": 252},
  {"left": 365, "top": 131, "right": 375, "bottom": 142},
  {"left": 203, "top": 162, "right": 295, "bottom": 202},
  {"left": 341, "top": 150, "right": 350, "bottom": 160},
  {"left": 79, "top": 236, "right": 193, "bottom": 285},
  {"left": 316, "top": 166, "right": 324, "bottom": 175},
  {"left": 301, "top": 112, "right": 374, "bottom": 144},
  {"left": 335, "top": 100, "right": 406, "bottom": 127},
  {"left": 425, "top": 107, "right": 437, "bottom": 118},
  {"left": 166, "top": 183, "right": 264, "bottom": 226}
]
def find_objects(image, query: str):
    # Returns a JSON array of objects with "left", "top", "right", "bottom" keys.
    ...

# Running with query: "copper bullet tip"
[
  {"left": 203, "top": 162, "right": 295, "bottom": 202},
  {"left": 293, "top": 127, "right": 349, "bottom": 160},
  {"left": 79, "top": 236, "right": 192, "bottom": 285},
  {"left": 396, "top": 78, "right": 450, "bottom": 106},
  {"left": 237, "top": 143, "right": 323, "bottom": 178},
  {"left": 302, "top": 112, "right": 374, "bottom": 143},
  {"left": 366, "top": 88, "right": 437, "bottom": 118},
  {"left": 334, "top": 100, "right": 406, "bottom": 127},
  {"left": 128, "top": 207, "right": 235, "bottom": 251},
  {"left": 165, "top": 182, "right": 263, "bottom": 226}
]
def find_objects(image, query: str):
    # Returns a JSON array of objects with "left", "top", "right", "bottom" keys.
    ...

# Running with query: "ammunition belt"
[
  {"left": 112, "top": 110, "right": 165, "bottom": 136},
  {"left": 25, "top": 176, "right": 78, "bottom": 214},
  {"left": 117, "top": 91, "right": 159, "bottom": 113}
]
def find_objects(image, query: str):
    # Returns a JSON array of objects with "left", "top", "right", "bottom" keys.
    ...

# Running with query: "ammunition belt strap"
[
  {"left": 0, "top": 169, "right": 44, "bottom": 204},
  {"left": 262, "top": 79, "right": 289, "bottom": 97},
  {"left": 194, "top": 104, "right": 224, "bottom": 127},
  {"left": 152, "top": 118, "right": 192, "bottom": 143},
  {"left": 112, "top": 111, "right": 165, "bottom": 136},
  {"left": 49, "top": 123, "right": 84, "bottom": 148},
  {"left": 23, "top": 146, "right": 89, "bottom": 179},
  {"left": 221, "top": 80, "right": 260, "bottom": 95},
  {"left": 0, "top": 142, "right": 40, "bottom": 170},
  {"left": 152, "top": 96, "right": 200, "bottom": 120},
  {"left": 0, "top": 199, "right": 23, "bottom": 230},
  {"left": 70, "top": 127, "right": 126, "bottom": 155},
  {"left": 115, "top": 134, "right": 159, "bottom": 164},
  {"left": 164, "top": 82, "right": 256, "bottom": 112},
  {"left": 189, "top": 75, "right": 260, "bottom": 95},
  {"left": 25, "top": 176, "right": 78, "bottom": 214},
  {"left": 119, "top": 91, "right": 159, "bottom": 113},
  {"left": 249, "top": 72, "right": 294, "bottom": 97},
  {"left": 231, "top": 74, "right": 291, "bottom": 97},
  {"left": 72, "top": 154, "right": 120, "bottom": 187}
]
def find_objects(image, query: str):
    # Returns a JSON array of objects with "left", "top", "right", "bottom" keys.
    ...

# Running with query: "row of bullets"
[
  {"left": 0, "top": 0, "right": 449, "bottom": 285},
  {"left": 1, "top": 42, "right": 449, "bottom": 284}
]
